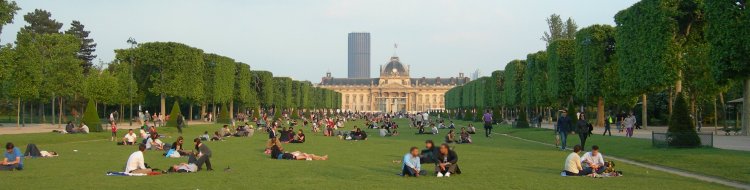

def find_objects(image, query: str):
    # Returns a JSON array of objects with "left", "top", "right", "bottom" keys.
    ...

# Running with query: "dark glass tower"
[{"left": 348, "top": 32, "right": 370, "bottom": 78}]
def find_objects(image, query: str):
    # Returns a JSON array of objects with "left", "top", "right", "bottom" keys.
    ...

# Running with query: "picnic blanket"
[{"left": 106, "top": 171, "right": 147, "bottom": 176}]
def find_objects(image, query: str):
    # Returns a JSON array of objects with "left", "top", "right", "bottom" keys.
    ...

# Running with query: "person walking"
[
  {"left": 176, "top": 113, "right": 185, "bottom": 134},
  {"left": 483, "top": 110, "right": 493, "bottom": 138},
  {"left": 616, "top": 111, "right": 625, "bottom": 133},
  {"left": 555, "top": 110, "right": 572, "bottom": 150},
  {"left": 576, "top": 114, "right": 590, "bottom": 151},
  {"left": 624, "top": 112, "right": 636, "bottom": 138},
  {"left": 603, "top": 114, "right": 612, "bottom": 136}
]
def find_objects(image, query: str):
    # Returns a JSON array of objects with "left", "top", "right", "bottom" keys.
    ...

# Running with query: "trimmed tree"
[
  {"left": 82, "top": 99, "right": 102, "bottom": 132},
  {"left": 667, "top": 93, "right": 700, "bottom": 147},
  {"left": 516, "top": 108, "right": 530, "bottom": 128},
  {"left": 217, "top": 105, "right": 230, "bottom": 124},
  {"left": 166, "top": 101, "right": 181, "bottom": 127}
]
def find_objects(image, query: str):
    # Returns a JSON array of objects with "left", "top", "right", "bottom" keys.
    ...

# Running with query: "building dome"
[{"left": 382, "top": 56, "right": 408, "bottom": 77}]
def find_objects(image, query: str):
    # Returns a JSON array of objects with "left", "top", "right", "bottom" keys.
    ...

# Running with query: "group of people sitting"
[
  {"left": 402, "top": 140, "right": 461, "bottom": 177},
  {"left": 563, "top": 145, "right": 618, "bottom": 177},
  {"left": 57, "top": 121, "right": 89, "bottom": 134},
  {"left": 444, "top": 127, "right": 473, "bottom": 144},
  {"left": 278, "top": 127, "right": 306, "bottom": 143},
  {"left": 124, "top": 137, "right": 214, "bottom": 174}
]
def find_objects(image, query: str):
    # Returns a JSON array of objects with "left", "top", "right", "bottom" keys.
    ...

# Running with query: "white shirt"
[
  {"left": 146, "top": 138, "right": 163, "bottom": 149},
  {"left": 124, "top": 151, "right": 146, "bottom": 173},
  {"left": 81, "top": 125, "right": 89, "bottom": 133},
  {"left": 140, "top": 130, "right": 149, "bottom": 139},
  {"left": 580, "top": 152, "right": 605, "bottom": 168},
  {"left": 564, "top": 152, "right": 582, "bottom": 173},
  {"left": 124, "top": 133, "right": 137, "bottom": 143}
]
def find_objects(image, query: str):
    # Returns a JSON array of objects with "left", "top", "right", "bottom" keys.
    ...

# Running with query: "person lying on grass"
[
  {"left": 435, "top": 143, "right": 461, "bottom": 177},
  {"left": 167, "top": 162, "right": 198, "bottom": 173},
  {"left": 402, "top": 146, "right": 426, "bottom": 177},
  {"left": 1, "top": 142, "right": 23, "bottom": 171},
  {"left": 562, "top": 144, "right": 583, "bottom": 176},
  {"left": 268, "top": 140, "right": 328, "bottom": 161},
  {"left": 124, "top": 144, "right": 151, "bottom": 174}
]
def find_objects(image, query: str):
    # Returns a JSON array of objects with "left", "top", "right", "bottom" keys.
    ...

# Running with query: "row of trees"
[
  {"left": 0, "top": 2, "right": 341, "bottom": 130},
  {"left": 446, "top": 1, "right": 749, "bottom": 136}
]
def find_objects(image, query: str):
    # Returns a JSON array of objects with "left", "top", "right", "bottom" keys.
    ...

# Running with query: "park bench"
[{"left": 719, "top": 126, "right": 742, "bottom": 136}]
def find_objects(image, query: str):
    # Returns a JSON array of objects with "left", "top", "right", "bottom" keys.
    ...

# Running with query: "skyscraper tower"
[{"left": 348, "top": 32, "right": 370, "bottom": 78}]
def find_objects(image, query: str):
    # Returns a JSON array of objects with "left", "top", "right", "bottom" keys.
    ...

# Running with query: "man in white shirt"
[
  {"left": 563, "top": 145, "right": 583, "bottom": 176},
  {"left": 123, "top": 129, "right": 137, "bottom": 145},
  {"left": 79, "top": 124, "right": 90, "bottom": 134},
  {"left": 124, "top": 144, "right": 151, "bottom": 174},
  {"left": 580, "top": 145, "right": 606, "bottom": 174},
  {"left": 422, "top": 113, "right": 429, "bottom": 124}
]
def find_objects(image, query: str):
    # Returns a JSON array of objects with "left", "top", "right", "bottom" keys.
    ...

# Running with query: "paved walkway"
[
  {"left": 0, "top": 121, "right": 216, "bottom": 135},
  {"left": 534, "top": 123, "right": 750, "bottom": 151},
  {"left": 501, "top": 133, "right": 750, "bottom": 189}
]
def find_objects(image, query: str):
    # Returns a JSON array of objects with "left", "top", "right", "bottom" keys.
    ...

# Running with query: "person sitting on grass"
[
  {"left": 77, "top": 123, "right": 90, "bottom": 134},
  {"left": 419, "top": 140, "right": 439, "bottom": 164},
  {"left": 146, "top": 133, "right": 165, "bottom": 150},
  {"left": 124, "top": 144, "right": 151, "bottom": 174},
  {"left": 402, "top": 146, "right": 426, "bottom": 177},
  {"left": 290, "top": 129, "right": 306, "bottom": 143},
  {"left": 431, "top": 124, "right": 439, "bottom": 135},
  {"left": 1, "top": 142, "right": 23, "bottom": 171},
  {"left": 467, "top": 124, "right": 476, "bottom": 134},
  {"left": 199, "top": 131, "right": 210, "bottom": 141},
  {"left": 168, "top": 136, "right": 188, "bottom": 157},
  {"left": 435, "top": 143, "right": 461, "bottom": 177},
  {"left": 562, "top": 145, "right": 583, "bottom": 176},
  {"left": 581, "top": 145, "right": 606, "bottom": 175},
  {"left": 379, "top": 126, "right": 390, "bottom": 137},
  {"left": 445, "top": 130, "right": 456, "bottom": 143},
  {"left": 220, "top": 125, "right": 232, "bottom": 137},
  {"left": 438, "top": 121, "right": 447, "bottom": 129},
  {"left": 211, "top": 131, "right": 223, "bottom": 141},
  {"left": 279, "top": 127, "right": 291, "bottom": 143},
  {"left": 269, "top": 140, "right": 328, "bottom": 160},
  {"left": 459, "top": 127, "right": 472, "bottom": 144},
  {"left": 123, "top": 129, "right": 138, "bottom": 145},
  {"left": 448, "top": 121, "right": 456, "bottom": 129},
  {"left": 191, "top": 138, "right": 213, "bottom": 171},
  {"left": 352, "top": 127, "right": 368, "bottom": 140},
  {"left": 287, "top": 127, "right": 296, "bottom": 141},
  {"left": 65, "top": 121, "right": 76, "bottom": 134}
]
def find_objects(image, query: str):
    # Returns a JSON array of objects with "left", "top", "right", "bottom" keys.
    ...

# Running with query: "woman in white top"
[{"left": 563, "top": 145, "right": 583, "bottom": 176}]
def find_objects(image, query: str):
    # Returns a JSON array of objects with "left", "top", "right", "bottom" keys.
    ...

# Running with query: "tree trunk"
[
  {"left": 120, "top": 104, "right": 124, "bottom": 123},
  {"left": 690, "top": 95, "right": 697, "bottom": 130},
  {"left": 742, "top": 78, "right": 749, "bottom": 136},
  {"left": 160, "top": 93, "right": 166, "bottom": 120},
  {"left": 30, "top": 102, "right": 33, "bottom": 124},
  {"left": 200, "top": 103, "right": 206, "bottom": 121},
  {"left": 16, "top": 97, "right": 20, "bottom": 128},
  {"left": 642, "top": 94, "right": 648, "bottom": 129},
  {"left": 52, "top": 96, "right": 55, "bottom": 125},
  {"left": 668, "top": 88, "right": 674, "bottom": 115},
  {"left": 189, "top": 103, "right": 194, "bottom": 121},
  {"left": 719, "top": 92, "right": 726, "bottom": 128},
  {"left": 59, "top": 97, "right": 63, "bottom": 128},
  {"left": 597, "top": 97, "right": 605, "bottom": 127},
  {"left": 40, "top": 102, "right": 45, "bottom": 123},
  {"left": 229, "top": 100, "right": 234, "bottom": 121},
  {"left": 713, "top": 97, "right": 718, "bottom": 134}
]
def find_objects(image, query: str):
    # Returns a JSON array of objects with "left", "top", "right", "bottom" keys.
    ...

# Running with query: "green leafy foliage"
[
  {"left": 502, "top": 60, "right": 527, "bottom": 107},
  {"left": 574, "top": 25, "right": 615, "bottom": 105},
  {"left": 204, "top": 53, "right": 235, "bottom": 104},
  {"left": 166, "top": 101, "right": 181, "bottom": 127},
  {"left": 217, "top": 104, "right": 230, "bottom": 124},
  {"left": 81, "top": 99, "right": 102, "bottom": 132},
  {"left": 705, "top": 0, "right": 750, "bottom": 83},
  {"left": 516, "top": 109, "right": 529, "bottom": 128},
  {"left": 0, "top": 0, "right": 21, "bottom": 38},
  {"left": 546, "top": 39, "right": 576, "bottom": 105},
  {"left": 667, "top": 93, "right": 700, "bottom": 147},
  {"left": 64, "top": 20, "right": 96, "bottom": 73},
  {"left": 251, "top": 71, "right": 274, "bottom": 108}
]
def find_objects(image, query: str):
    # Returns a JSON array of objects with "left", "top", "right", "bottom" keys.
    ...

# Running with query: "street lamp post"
[{"left": 127, "top": 37, "right": 137, "bottom": 126}]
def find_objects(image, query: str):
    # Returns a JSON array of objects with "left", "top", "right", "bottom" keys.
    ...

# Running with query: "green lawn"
[
  {"left": 476, "top": 120, "right": 750, "bottom": 184},
  {"left": 0, "top": 119, "right": 736, "bottom": 189}
]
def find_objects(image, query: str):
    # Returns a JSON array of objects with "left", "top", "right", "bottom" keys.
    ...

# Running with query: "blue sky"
[{"left": 0, "top": 0, "right": 638, "bottom": 82}]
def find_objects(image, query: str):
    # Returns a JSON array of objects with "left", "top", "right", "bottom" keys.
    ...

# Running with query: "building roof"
[
  {"left": 319, "top": 77, "right": 470, "bottom": 86},
  {"left": 382, "top": 56, "right": 408, "bottom": 77}
]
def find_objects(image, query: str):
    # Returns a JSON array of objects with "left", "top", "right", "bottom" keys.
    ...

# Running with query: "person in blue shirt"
[
  {"left": 402, "top": 147, "right": 426, "bottom": 177},
  {"left": 2, "top": 142, "right": 23, "bottom": 171},
  {"left": 556, "top": 110, "right": 572, "bottom": 151}
]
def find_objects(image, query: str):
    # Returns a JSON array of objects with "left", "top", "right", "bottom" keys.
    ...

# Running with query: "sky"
[{"left": 0, "top": 0, "right": 639, "bottom": 82}]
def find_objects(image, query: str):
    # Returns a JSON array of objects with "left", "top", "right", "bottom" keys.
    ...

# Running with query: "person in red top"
[
  {"left": 326, "top": 118, "right": 335, "bottom": 136},
  {"left": 110, "top": 121, "right": 118, "bottom": 141}
]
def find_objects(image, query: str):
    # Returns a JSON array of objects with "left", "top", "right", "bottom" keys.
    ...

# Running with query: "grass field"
[{"left": 0, "top": 119, "right": 737, "bottom": 189}]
